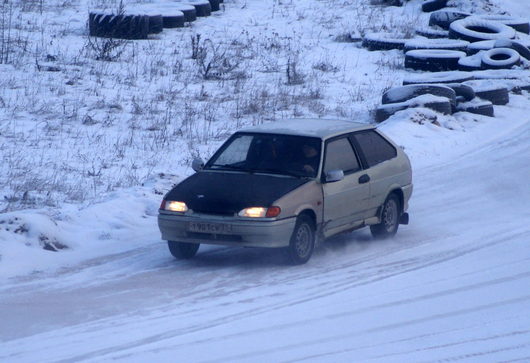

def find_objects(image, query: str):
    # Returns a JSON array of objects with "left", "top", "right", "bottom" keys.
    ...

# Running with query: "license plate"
[{"left": 188, "top": 222, "right": 233, "bottom": 234}]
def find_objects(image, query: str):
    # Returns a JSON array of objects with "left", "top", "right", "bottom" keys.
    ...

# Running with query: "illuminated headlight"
[
  {"left": 238, "top": 206, "right": 281, "bottom": 218},
  {"left": 161, "top": 200, "right": 188, "bottom": 213}
]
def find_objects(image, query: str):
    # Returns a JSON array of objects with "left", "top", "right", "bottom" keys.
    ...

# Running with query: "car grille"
[{"left": 186, "top": 232, "right": 243, "bottom": 242}]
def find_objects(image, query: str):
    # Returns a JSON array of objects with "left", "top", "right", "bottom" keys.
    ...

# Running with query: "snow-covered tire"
[
  {"left": 375, "top": 96, "right": 452, "bottom": 122},
  {"left": 429, "top": 10, "right": 470, "bottom": 30},
  {"left": 477, "top": 15, "right": 530, "bottom": 34},
  {"left": 458, "top": 52, "right": 484, "bottom": 71},
  {"left": 89, "top": 13, "right": 149, "bottom": 40},
  {"left": 449, "top": 17, "right": 516, "bottom": 42},
  {"left": 445, "top": 83, "right": 475, "bottom": 102},
  {"left": 464, "top": 81, "right": 509, "bottom": 105},
  {"left": 456, "top": 100, "right": 494, "bottom": 117},
  {"left": 147, "top": 14, "right": 163, "bottom": 34},
  {"left": 416, "top": 26, "right": 449, "bottom": 39},
  {"left": 362, "top": 33, "right": 407, "bottom": 51},
  {"left": 403, "top": 39, "right": 469, "bottom": 53},
  {"left": 162, "top": 11, "right": 186, "bottom": 28},
  {"left": 186, "top": 1, "right": 212, "bottom": 17},
  {"left": 493, "top": 39, "right": 530, "bottom": 61},
  {"left": 287, "top": 215, "right": 315, "bottom": 265},
  {"left": 422, "top": 0, "right": 448, "bottom": 13},
  {"left": 481, "top": 48, "right": 520, "bottom": 70},
  {"left": 403, "top": 71, "right": 474, "bottom": 85},
  {"left": 168, "top": 241, "right": 200, "bottom": 259},
  {"left": 375, "top": 103, "right": 409, "bottom": 123},
  {"left": 371, "top": 194, "right": 401, "bottom": 238},
  {"left": 382, "top": 84, "right": 456, "bottom": 105},
  {"left": 208, "top": 0, "right": 221, "bottom": 11},
  {"left": 174, "top": 4, "right": 197, "bottom": 22},
  {"left": 405, "top": 49, "right": 466, "bottom": 72}
]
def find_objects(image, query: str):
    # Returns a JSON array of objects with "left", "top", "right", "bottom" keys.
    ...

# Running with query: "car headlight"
[
  {"left": 238, "top": 206, "right": 281, "bottom": 218},
  {"left": 161, "top": 200, "right": 188, "bottom": 213}
]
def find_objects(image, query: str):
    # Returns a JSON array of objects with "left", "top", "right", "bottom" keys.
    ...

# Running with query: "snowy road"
[{"left": 1, "top": 120, "right": 530, "bottom": 362}]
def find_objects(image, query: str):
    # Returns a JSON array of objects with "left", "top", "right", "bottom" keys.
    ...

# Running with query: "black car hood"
[{"left": 165, "top": 171, "right": 308, "bottom": 215}]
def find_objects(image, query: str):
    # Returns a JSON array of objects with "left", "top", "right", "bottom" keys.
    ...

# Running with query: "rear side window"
[
  {"left": 353, "top": 131, "right": 397, "bottom": 167},
  {"left": 324, "top": 138, "right": 360, "bottom": 173}
]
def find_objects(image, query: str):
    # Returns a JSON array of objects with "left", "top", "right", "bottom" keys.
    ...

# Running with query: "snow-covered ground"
[{"left": 1, "top": 0, "right": 530, "bottom": 361}]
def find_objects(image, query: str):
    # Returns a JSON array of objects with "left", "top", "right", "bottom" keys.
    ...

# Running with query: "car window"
[
  {"left": 352, "top": 130, "right": 397, "bottom": 167},
  {"left": 206, "top": 133, "right": 322, "bottom": 178},
  {"left": 212, "top": 134, "right": 253, "bottom": 166},
  {"left": 323, "top": 138, "right": 360, "bottom": 174}
]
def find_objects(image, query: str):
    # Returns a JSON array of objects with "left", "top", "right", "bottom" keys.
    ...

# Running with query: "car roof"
[{"left": 238, "top": 118, "right": 374, "bottom": 139}]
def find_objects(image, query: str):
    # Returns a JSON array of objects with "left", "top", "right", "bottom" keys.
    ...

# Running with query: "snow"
[{"left": 1, "top": 0, "right": 530, "bottom": 361}]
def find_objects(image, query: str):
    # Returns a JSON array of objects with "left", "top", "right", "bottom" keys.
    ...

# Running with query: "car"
[{"left": 158, "top": 118, "right": 413, "bottom": 264}]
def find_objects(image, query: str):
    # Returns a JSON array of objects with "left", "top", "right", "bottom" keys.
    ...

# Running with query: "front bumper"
[{"left": 158, "top": 211, "right": 296, "bottom": 248}]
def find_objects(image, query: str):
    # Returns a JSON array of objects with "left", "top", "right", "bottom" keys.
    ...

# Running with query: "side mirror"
[
  {"left": 191, "top": 158, "right": 204, "bottom": 172},
  {"left": 324, "top": 169, "right": 344, "bottom": 183}
]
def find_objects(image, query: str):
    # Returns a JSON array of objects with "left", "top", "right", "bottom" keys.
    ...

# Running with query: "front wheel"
[
  {"left": 168, "top": 241, "right": 200, "bottom": 259},
  {"left": 370, "top": 194, "right": 400, "bottom": 239},
  {"left": 287, "top": 215, "right": 315, "bottom": 265}
]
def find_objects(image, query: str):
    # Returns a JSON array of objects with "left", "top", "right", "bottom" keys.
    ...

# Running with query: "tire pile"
[
  {"left": 89, "top": 0, "right": 224, "bottom": 40},
  {"left": 362, "top": 4, "right": 530, "bottom": 122}
]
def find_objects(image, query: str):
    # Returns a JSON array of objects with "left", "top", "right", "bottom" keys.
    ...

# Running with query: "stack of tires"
[{"left": 89, "top": 0, "right": 224, "bottom": 40}]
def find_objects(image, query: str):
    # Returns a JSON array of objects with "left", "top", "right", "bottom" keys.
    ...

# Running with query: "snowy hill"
[{"left": 1, "top": 0, "right": 530, "bottom": 361}]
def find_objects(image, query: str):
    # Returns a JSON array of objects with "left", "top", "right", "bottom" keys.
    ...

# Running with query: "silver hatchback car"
[{"left": 158, "top": 119, "right": 412, "bottom": 264}]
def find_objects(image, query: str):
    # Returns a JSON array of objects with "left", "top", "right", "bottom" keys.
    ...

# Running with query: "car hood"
[{"left": 165, "top": 171, "right": 308, "bottom": 215}]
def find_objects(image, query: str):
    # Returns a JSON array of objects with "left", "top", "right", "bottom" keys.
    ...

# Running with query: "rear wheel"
[
  {"left": 168, "top": 241, "right": 200, "bottom": 259},
  {"left": 370, "top": 194, "right": 400, "bottom": 239},
  {"left": 287, "top": 215, "right": 315, "bottom": 265}
]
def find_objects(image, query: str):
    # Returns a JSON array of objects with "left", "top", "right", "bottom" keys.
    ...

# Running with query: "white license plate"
[{"left": 188, "top": 222, "right": 233, "bottom": 234}]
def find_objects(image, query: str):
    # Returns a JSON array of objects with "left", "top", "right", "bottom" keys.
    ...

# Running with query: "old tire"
[
  {"left": 416, "top": 26, "right": 449, "bottom": 39},
  {"left": 403, "top": 39, "right": 469, "bottom": 53},
  {"left": 89, "top": 13, "right": 150, "bottom": 40},
  {"left": 456, "top": 100, "right": 494, "bottom": 117},
  {"left": 464, "top": 81, "right": 509, "bottom": 105},
  {"left": 162, "top": 11, "right": 186, "bottom": 28},
  {"left": 429, "top": 10, "right": 470, "bottom": 30},
  {"left": 287, "top": 215, "right": 315, "bottom": 265},
  {"left": 403, "top": 71, "right": 474, "bottom": 85},
  {"left": 371, "top": 194, "right": 400, "bottom": 239},
  {"left": 382, "top": 84, "right": 456, "bottom": 105},
  {"left": 493, "top": 39, "right": 530, "bottom": 61},
  {"left": 187, "top": 1, "right": 212, "bottom": 17},
  {"left": 174, "top": 4, "right": 197, "bottom": 22},
  {"left": 481, "top": 48, "right": 520, "bottom": 70},
  {"left": 405, "top": 49, "right": 466, "bottom": 72},
  {"left": 477, "top": 15, "right": 530, "bottom": 34},
  {"left": 449, "top": 17, "right": 516, "bottom": 42},
  {"left": 362, "top": 33, "right": 408, "bottom": 51},
  {"left": 168, "top": 241, "right": 200, "bottom": 259},
  {"left": 208, "top": 0, "right": 221, "bottom": 11},
  {"left": 422, "top": 0, "right": 448, "bottom": 13}
]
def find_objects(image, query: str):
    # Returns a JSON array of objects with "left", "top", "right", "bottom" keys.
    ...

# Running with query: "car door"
[
  {"left": 321, "top": 136, "right": 371, "bottom": 237},
  {"left": 350, "top": 130, "right": 399, "bottom": 216}
]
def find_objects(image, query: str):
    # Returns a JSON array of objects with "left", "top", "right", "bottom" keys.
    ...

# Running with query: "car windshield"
[{"left": 206, "top": 133, "right": 322, "bottom": 178}]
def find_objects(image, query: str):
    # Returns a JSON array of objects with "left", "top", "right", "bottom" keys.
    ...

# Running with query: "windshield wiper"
[
  {"left": 209, "top": 163, "right": 248, "bottom": 171},
  {"left": 253, "top": 168, "right": 309, "bottom": 179}
]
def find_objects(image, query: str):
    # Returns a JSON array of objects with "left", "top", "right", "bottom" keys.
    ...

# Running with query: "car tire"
[
  {"left": 362, "top": 33, "right": 408, "bottom": 51},
  {"left": 429, "top": 10, "right": 470, "bottom": 30},
  {"left": 449, "top": 17, "right": 516, "bottom": 42},
  {"left": 402, "top": 71, "right": 474, "bottom": 85},
  {"left": 287, "top": 215, "right": 315, "bottom": 265},
  {"left": 481, "top": 48, "right": 520, "bottom": 70},
  {"left": 382, "top": 84, "right": 456, "bottom": 105},
  {"left": 405, "top": 49, "right": 466, "bottom": 72},
  {"left": 422, "top": 0, "right": 448, "bottom": 13},
  {"left": 371, "top": 194, "right": 400, "bottom": 239},
  {"left": 168, "top": 241, "right": 200, "bottom": 259},
  {"left": 415, "top": 26, "right": 449, "bottom": 39}
]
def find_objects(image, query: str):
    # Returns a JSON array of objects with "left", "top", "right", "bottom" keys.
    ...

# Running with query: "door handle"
[{"left": 358, "top": 174, "right": 370, "bottom": 184}]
